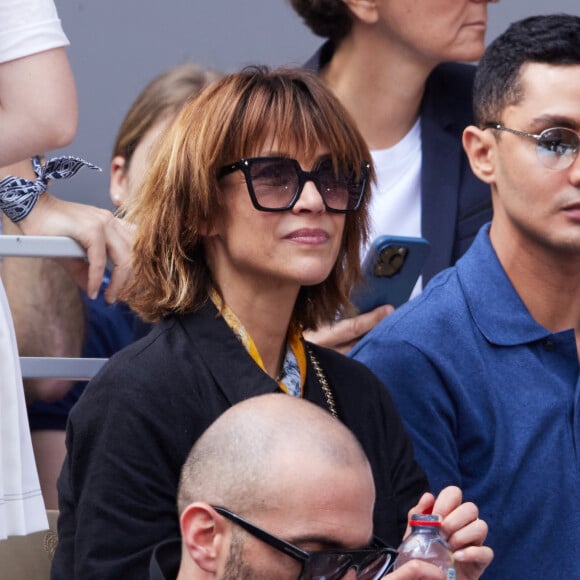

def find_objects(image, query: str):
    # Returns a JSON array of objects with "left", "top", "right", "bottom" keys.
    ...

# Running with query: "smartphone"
[{"left": 351, "top": 235, "right": 431, "bottom": 313}]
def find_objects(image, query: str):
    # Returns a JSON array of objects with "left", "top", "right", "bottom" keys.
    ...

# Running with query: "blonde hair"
[{"left": 122, "top": 66, "right": 372, "bottom": 328}]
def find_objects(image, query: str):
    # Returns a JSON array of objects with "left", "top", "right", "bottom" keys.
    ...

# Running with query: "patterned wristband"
[{"left": 0, "top": 155, "right": 101, "bottom": 223}]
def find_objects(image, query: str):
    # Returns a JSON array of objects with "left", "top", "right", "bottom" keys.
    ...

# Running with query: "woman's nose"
[{"left": 291, "top": 179, "right": 326, "bottom": 213}]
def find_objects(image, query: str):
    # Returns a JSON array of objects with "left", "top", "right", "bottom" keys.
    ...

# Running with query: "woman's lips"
[{"left": 284, "top": 228, "right": 330, "bottom": 244}]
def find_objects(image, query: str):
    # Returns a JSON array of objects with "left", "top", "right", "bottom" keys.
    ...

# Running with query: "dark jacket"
[
  {"left": 52, "top": 303, "right": 428, "bottom": 579},
  {"left": 149, "top": 540, "right": 180, "bottom": 580},
  {"left": 305, "top": 42, "right": 492, "bottom": 284}
]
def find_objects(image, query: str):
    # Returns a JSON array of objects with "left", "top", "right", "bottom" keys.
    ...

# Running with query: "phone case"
[{"left": 351, "top": 235, "right": 431, "bottom": 313}]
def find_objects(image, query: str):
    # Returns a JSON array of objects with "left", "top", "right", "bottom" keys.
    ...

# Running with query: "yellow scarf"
[{"left": 209, "top": 289, "right": 307, "bottom": 396}]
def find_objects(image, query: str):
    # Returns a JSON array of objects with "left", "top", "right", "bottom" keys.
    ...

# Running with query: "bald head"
[{"left": 177, "top": 394, "right": 373, "bottom": 515}]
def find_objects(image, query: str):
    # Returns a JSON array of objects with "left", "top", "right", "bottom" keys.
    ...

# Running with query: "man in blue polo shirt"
[{"left": 352, "top": 14, "right": 580, "bottom": 580}]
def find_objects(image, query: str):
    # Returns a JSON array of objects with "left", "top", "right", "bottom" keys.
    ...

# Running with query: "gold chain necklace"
[{"left": 306, "top": 346, "right": 338, "bottom": 419}]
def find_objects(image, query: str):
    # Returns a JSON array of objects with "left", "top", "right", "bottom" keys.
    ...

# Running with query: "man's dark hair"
[
  {"left": 474, "top": 14, "right": 580, "bottom": 126},
  {"left": 289, "top": 0, "right": 353, "bottom": 43}
]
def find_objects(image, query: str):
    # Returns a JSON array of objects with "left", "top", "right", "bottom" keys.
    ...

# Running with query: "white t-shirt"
[
  {"left": 367, "top": 118, "right": 423, "bottom": 297},
  {"left": 0, "top": 0, "right": 68, "bottom": 63},
  {"left": 0, "top": 0, "right": 68, "bottom": 538}
]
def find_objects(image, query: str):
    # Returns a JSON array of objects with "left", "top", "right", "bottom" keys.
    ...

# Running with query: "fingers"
[
  {"left": 432, "top": 487, "right": 487, "bottom": 550},
  {"left": 446, "top": 511, "right": 488, "bottom": 553},
  {"left": 349, "top": 304, "right": 394, "bottom": 337},
  {"left": 101, "top": 217, "right": 133, "bottom": 304},
  {"left": 18, "top": 195, "right": 133, "bottom": 301},
  {"left": 82, "top": 215, "right": 109, "bottom": 300},
  {"left": 387, "top": 559, "right": 446, "bottom": 579},
  {"left": 402, "top": 492, "right": 435, "bottom": 539},
  {"left": 304, "top": 304, "right": 393, "bottom": 353},
  {"left": 454, "top": 544, "right": 494, "bottom": 569},
  {"left": 304, "top": 320, "right": 354, "bottom": 353},
  {"left": 411, "top": 492, "right": 436, "bottom": 517},
  {"left": 441, "top": 501, "right": 481, "bottom": 541},
  {"left": 428, "top": 486, "right": 493, "bottom": 577},
  {"left": 432, "top": 485, "right": 463, "bottom": 518}
]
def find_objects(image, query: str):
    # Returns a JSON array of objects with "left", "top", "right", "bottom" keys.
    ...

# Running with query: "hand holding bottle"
[
  {"left": 396, "top": 486, "right": 493, "bottom": 580},
  {"left": 394, "top": 514, "right": 455, "bottom": 578}
]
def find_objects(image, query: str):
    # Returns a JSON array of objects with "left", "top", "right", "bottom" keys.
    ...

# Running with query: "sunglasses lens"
[
  {"left": 249, "top": 159, "right": 299, "bottom": 209},
  {"left": 317, "top": 157, "right": 365, "bottom": 212},
  {"left": 245, "top": 157, "right": 366, "bottom": 212},
  {"left": 301, "top": 553, "right": 353, "bottom": 580},
  {"left": 537, "top": 128, "right": 579, "bottom": 169},
  {"left": 301, "top": 550, "right": 393, "bottom": 580},
  {"left": 356, "top": 552, "right": 394, "bottom": 579}
]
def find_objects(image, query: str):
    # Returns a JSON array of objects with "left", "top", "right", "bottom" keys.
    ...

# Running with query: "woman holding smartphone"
[{"left": 53, "top": 67, "right": 491, "bottom": 580}]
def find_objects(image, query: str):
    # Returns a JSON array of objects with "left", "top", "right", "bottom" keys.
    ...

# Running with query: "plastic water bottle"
[{"left": 393, "top": 514, "right": 456, "bottom": 579}]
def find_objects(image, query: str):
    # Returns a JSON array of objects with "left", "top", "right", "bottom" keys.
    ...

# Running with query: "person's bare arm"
[
  {"left": 0, "top": 161, "right": 85, "bottom": 402},
  {"left": 0, "top": 2, "right": 132, "bottom": 300},
  {"left": 0, "top": 46, "right": 78, "bottom": 166}
]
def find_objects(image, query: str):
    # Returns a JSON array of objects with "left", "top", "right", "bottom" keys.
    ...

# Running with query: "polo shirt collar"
[{"left": 456, "top": 224, "right": 552, "bottom": 346}]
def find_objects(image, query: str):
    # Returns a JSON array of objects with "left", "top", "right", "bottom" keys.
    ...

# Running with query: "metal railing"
[{"left": 0, "top": 234, "right": 107, "bottom": 380}]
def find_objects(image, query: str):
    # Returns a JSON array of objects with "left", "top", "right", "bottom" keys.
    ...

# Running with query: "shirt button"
[{"left": 542, "top": 338, "right": 556, "bottom": 351}]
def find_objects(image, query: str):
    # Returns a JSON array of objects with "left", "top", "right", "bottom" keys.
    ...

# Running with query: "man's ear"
[
  {"left": 180, "top": 503, "right": 229, "bottom": 573},
  {"left": 341, "top": 0, "right": 380, "bottom": 25},
  {"left": 109, "top": 155, "right": 129, "bottom": 208},
  {"left": 462, "top": 125, "right": 497, "bottom": 185}
]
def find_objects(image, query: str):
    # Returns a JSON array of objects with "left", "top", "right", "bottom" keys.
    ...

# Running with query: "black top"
[
  {"left": 305, "top": 42, "right": 492, "bottom": 285},
  {"left": 149, "top": 540, "right": 181, "bottom": 580},
  {"left": 52, "top": 302, "right": 428, "bottom": 579}
]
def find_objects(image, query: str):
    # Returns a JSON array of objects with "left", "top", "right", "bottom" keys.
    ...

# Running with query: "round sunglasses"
[{"left": 484, "top": 123, "right": 580, "bottom": 170}]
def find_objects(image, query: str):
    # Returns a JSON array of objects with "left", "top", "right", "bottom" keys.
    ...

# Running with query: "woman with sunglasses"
[{"left": 52, "top": 67, "right": 491, "bottom": 579}]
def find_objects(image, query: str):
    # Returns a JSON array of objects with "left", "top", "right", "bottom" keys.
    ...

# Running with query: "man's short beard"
[
  {"left": 222, "top": 529, "right": 255, "bottom": 580},
  {"left": 221, "top": 525, "right": 298, "bottom": 579}
]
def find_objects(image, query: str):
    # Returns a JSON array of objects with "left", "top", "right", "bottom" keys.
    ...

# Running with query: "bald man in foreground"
[{"left": 149, "top": 394, "right": 492, "bottom": 579}]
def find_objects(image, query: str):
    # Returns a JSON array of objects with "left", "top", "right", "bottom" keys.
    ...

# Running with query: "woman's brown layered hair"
[{"left": 122, "top": 66, "right": 372, "bottom": 329}]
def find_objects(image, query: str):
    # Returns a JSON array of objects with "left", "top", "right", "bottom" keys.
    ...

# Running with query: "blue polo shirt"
[{"left": 351, "top": 224, "right": 580, "bottom": 579}]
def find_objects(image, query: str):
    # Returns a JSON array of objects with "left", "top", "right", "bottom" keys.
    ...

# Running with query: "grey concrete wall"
[{"left": 49, "top": 0, "right": 580, "bottom": 207}]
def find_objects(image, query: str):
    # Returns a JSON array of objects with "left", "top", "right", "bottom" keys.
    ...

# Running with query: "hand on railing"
[{"left": 18, "top": 193, "right": 133, "bottom": 302}]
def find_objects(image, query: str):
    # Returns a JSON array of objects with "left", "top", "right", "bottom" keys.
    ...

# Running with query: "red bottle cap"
[{"left": 409, "top": 514, "right": 442, "bottom": 527}]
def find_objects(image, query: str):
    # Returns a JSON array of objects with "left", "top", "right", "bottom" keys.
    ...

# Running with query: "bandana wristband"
[{"left": 0, "top": 156, "right": 101, "bottom": 223}]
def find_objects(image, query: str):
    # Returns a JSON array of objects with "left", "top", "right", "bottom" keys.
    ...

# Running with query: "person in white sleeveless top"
[{"left": 0, "top": 0, "right": 132, "bottom": 538}]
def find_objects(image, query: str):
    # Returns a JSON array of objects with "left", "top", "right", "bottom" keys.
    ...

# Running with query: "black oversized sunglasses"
[
  {"left": 217, "top": 155, "right": 370, "bottom": 213},
  {"left": 213, "top": 506, "right": 397, "bottom": 580}
]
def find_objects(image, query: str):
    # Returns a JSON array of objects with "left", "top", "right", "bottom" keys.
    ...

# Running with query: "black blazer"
[
  {"left": 52, "top": 303, "right": 427, "bottom": 579},
  {"left": 305, "top": 42, "right": 492, "bottom": 284}
]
